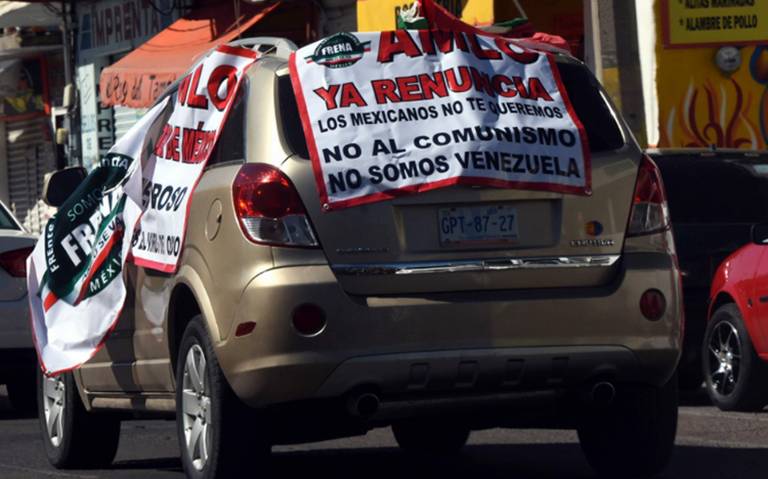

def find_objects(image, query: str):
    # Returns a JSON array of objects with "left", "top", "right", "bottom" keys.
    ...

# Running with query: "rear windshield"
[
  {"left": 277, "top": 60, "right": 624, "bottom": 157},
  {"left": 654, "top": 155, "right": 768, "bottom": 223},
  {"left": 0, "top": 203, "right": 19, "bottom": 230}
]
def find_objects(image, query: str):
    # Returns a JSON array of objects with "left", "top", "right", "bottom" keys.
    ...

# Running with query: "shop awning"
[{"left": 99, "top": 1, "right": 281, "bottom": 108}]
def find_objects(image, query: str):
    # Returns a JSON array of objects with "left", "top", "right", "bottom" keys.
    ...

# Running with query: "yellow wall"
[
  {"left": 656, "top": 1, "right": 768, "bottom": 149},
  {"left": 357, "top": 0, "right": 495, "bottom": 31}
]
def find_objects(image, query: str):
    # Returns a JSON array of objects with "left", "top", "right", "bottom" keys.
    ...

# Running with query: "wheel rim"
[
  {"left": 708, "top": 321, "right": 742, "bottom": 396},
  {"left": 181, "top": 344, "right": 211, "bottom": 471},
  {"left": 42, "top": 375, "right": 65, "bottom": 447}
]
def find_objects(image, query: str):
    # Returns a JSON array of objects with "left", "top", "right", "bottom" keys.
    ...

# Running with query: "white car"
[{"left": 0, "top": 200, "right": 37, "bottom": 413}]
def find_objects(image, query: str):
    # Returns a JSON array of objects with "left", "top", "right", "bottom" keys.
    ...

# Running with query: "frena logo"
[{"left": 306, "top": 33, "right": 371, "bottom": 69}]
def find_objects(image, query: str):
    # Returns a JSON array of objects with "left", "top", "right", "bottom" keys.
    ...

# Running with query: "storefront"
[
  {"left": 76, "top": 0, "right": 186, "bottom": 170},
  {"left": 0, "top": 2, "right": 63, "bottom": 233},
  {"left": 654, "top": 0, "right": 768, "bottom": 149},
  {"left": 98, "top": 1, "right": 318, "bottom": 112}
]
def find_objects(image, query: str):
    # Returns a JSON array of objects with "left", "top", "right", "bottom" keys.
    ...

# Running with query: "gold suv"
[{"left": 39, "top": 38, "right": 682, "bottom": 479}]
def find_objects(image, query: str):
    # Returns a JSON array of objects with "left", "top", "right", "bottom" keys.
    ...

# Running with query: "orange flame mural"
[{"left": 659, "top": 78, "right": 758, "bottom": 149}]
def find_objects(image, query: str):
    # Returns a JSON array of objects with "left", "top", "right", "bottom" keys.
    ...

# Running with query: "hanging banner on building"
[
  {"left": 662, "top": 0, "right": 767, "bottom": 48},
  {"left": 289, "top": 30, "right": 590, "bottom": 210},
  {"left": 28, "top": 45, "right": 258, "bottom": 375}
]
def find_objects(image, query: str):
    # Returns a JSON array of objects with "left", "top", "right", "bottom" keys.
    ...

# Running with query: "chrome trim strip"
[{"left": 332, "top": 255, "right": 620, "bottom": 276}]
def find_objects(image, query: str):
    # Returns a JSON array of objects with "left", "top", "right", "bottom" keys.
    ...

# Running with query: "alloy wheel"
[
  {"left": 181, "top": 344, "right": 212, "bottom": 471},
  {"left": 708, "top": 321, "right": 742, "bottom": 395},
  {"left": 42, "top": 375, "right": 65, "bottom": 447}
]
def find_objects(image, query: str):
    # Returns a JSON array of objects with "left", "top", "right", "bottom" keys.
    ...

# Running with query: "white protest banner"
[
  {"left": 27, "top": 99, "right": 168, "bottom": 375},
  {"left": 131, "top": 45, "right": 259, "bottom": 272},
  {"left": 28, "top": 45, "right": 258, "bottom": 375},
  {"left": 289, "top": 30, "right": 590, "bottom": 211}
]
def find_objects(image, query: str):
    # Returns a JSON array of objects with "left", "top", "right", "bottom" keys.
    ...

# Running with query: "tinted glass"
[
  {"left": 555, "top": 62, "right": 624, "bottom": 152},
  {"left": 209, "top": 85, "right": 247, "bottom": 166},
  {"left": 278, "top": 75, "right": 309, "bottom": 159},
  {"left": 0, "top": 203, "right": 19, "bottom": 230},
  {"left": 654, "top": 155, "right": 768, "bottom": 223},
  {"left": 277, "top": 60, "right": 623, "bottom": 157}
]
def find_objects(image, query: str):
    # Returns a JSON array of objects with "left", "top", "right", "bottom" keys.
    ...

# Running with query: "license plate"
[{"left": 438, "top": 204, "right": 519, "bottom": 245}]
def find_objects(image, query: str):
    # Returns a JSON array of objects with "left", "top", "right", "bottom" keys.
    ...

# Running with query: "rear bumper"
[{"left": 216, "top": 252, "right": 682, "bottom": 408}]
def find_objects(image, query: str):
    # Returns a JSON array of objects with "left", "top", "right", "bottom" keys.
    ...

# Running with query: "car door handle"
[{"left": 759, "top": 296, "right": 768, "bottom": 303}]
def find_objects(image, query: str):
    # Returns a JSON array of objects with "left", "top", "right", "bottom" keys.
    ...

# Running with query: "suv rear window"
[
  {"left": 655, "top": 155, "right": 768, "bottom": 223},
  {"left": 277, "top": 59, "right": 624, "bottom": 157}
]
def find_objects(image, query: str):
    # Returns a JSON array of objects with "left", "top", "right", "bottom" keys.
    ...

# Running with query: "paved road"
[{"left": 1, "top": 387, "right": 767, "bottom": 478}]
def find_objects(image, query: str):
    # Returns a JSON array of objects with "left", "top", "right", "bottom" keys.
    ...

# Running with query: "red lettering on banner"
[
  {"left": 419, "top": 73, "right": 448, "bottom": 99},
  {"left": 470, "top": 68, "right": 494, "bottom": 96},
  {"left": 492, "top": 75, "right": 516, "bottom": 98},
  {"left": 375, "top": 30, "right": 540, "bottom": 66},
  {"left": 372, "top": 80, "right": 399, "bottom": 104},
  {"left": 467, "top": 33, "right": 501, "bottom": 60},
  {"left": 177, "top": 65, "right": 208, "bottom": 109},
  {"left": 339, "top": 83, "right": 367, "bottom": 108},
  {"left": 445, "top": 67, "right": 472, "bottom": 92},
  {"left": 377, "top": 30, "right": 422, "bottom": 63},
  {"left": 368, "top": 67, "right": 555, "bottom": 104},
  {"left": 313, "top": 84, "right": 340, "bottom": 110},
  {"left": 169, "top": 126, "right": 180, "bottom": 161},
  {"left": 153, "top": 125, "right": 172, "bottom": 157},
  {"left": 494, "top": 39, "right": 539, "bottom": 65},
  {"left": 527, "top": 77, "right": 553, "bottom": 101},
  {"left": 397, "top": 76, "right": 421, "bottom": 102},
  {"left": 207, "top": 65, "right": 237, "bottom": 111},
  {"left": 177, "top": 73, "right": 191, "bottom": 106}
]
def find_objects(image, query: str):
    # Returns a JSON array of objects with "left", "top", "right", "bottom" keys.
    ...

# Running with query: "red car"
[{"left": 706, "top": 223, "right": 768, "bottom": 410}]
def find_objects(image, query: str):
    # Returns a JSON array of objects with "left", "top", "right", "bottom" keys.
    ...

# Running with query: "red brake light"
[
  {"left": 0, "top": 246, "right": 33, "bottom": 278},
  {"left": 232, "top": 164, "right": 318, "bottom": 247},
  {"left": 234, "top": 165, "right": 305, "bottom": 219},
  {"left": 627, "top": 156, "right": 670, "bottom": 237}
]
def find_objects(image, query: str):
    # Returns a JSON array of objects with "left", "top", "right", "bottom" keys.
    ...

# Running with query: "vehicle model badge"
[
  {"left": 306, "top": 33, "right": 370, "bottom": 69},
  {"left": 586, "top": 220, "right": 603, "bottom": 237}
]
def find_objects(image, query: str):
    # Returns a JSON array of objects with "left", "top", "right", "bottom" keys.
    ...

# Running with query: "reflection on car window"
[{"left": 0, "top": 203, "right": 20, "bottom": 230}]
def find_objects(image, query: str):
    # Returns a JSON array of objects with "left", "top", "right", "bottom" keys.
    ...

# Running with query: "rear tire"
[
  {"left": 703, "top": 304, "right": 768, "bottom": 411},
  {"left": 577, "top": 375, "right": 678, "bottom": 478},
  {"left": 392, "top": 418, "right": 470, "bottom": 456},
  {"left": 176, "top": 316, "right": 270, "bottom": 479},
  {"left": 38, "top": 369, "right": 121, "bottom": 468}
]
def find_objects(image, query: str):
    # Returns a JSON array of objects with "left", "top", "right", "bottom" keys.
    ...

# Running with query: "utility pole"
[
  {"left": 60, "top": 0, "right": 81, "bottom": 166},
  {"left": 612, "top": 0, "right": 646, "bottom": 146}
]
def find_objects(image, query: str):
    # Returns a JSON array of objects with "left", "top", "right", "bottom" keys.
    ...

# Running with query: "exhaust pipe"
[
  {"left": 590, "top": 381, "right": 616, "bottom": 407},
  {"left": 347, "top": 392, "right": 380, "bottom": 418}
]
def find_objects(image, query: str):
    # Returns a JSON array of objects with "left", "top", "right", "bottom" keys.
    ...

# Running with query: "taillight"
[
  {"left": 232, "top": 163, "right": 318, "bottom": 247},
  {"left": 627, "top": 155, "right": 670, "bottom": 237},
  {"left": 0, "top": 246, "right": 33, "bottom": 278}
]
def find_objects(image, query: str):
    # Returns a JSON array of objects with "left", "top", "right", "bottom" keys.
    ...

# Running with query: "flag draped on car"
[
  {"left": 27, "top": 45, "right": 259, "bottom": 375},
  {"left": 289, "top": 0, "right": 589, "bottom": 211}
]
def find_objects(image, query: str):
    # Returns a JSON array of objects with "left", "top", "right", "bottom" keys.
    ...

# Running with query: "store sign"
[
  {"left": 662, "top": 0, "right": 767, "bottom": 47},
  {"left": 357, "top": 0, "right": 494, "bottom": 31},
  {"left": 78, "top": 0, "right": 179, "bottom": 59},
  {"left": 28, "top": 46, "right": 259, "bottom": 375},
  {"left": 289, "top": 30, "right": 591, "bottom": 211},
  {"left": 78, "top": 59, "right": 115, "bottom": 170}
]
